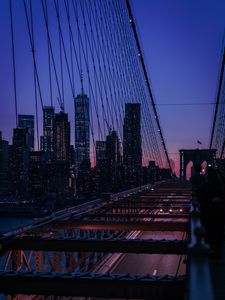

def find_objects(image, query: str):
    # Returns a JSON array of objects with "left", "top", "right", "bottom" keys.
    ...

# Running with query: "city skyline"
[
  {"left": 0, "top": 0, "right": 170, "bottom": 171},
  {"left": 0, "top": 2, "right": 224, "bottom": 297},
  {"left": 0, "top": 99, "right": 146, "bottom": 166},
  {"left": 1, "top": 94, "right": 172, "bottom": 198}
]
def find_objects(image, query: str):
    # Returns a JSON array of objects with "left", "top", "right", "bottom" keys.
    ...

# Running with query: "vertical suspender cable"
[
  {"left": 30, "top": 0, "right": 40, "bottom": 151},
  {"left": 23, "top": 0, "right": 44, "bottom": 110},
  {"left": 44, "top": 0, "right": 53, "bottom": 107},
  {"left": 67, "top": 0, "right": 75, "bottom": 93},
  {"left": 55, "top": 0, "right": 65, "bottom": 109},
  {"left": 9, "top": 0, "right": 18, "bottom": 128},
  {"left": 120, "top": 2, "right": 163, "bottom": 166},
  {"left": 209, "top": 45, "right": 225, "bottom": 152},
  {"left": 40, "top": 0, "right": 62, "bottom": 106}
]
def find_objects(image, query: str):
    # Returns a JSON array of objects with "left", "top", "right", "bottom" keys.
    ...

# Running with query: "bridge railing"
[
  {"left": 188, "top": 204, "right": 214, "bottom": 300},
  {"left": 2, "top": 181, "right": 166, "bottom": 238},
  {"left": 111, "top": 182, "right": 158, "bottom": 201}
]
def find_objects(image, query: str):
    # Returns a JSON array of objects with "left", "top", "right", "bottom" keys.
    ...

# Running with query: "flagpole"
[{"left": 197, "top": 140, "right": 202, "bottom": 149}]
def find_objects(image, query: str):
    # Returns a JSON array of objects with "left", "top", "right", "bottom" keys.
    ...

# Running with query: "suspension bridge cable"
[
  {"left": 209, "top": 42, "right": 225, "bottom": 150},
  {"left": 53, "top": 0, "right": 75, "bottom": 98},
  {"left": 88, "top": 0, "right": 121, "bottom": 138},
  {"left": 64, "top": 0, "right": 104, "bottom": 144},
  {"left": 116, "top": 1, "right": 150, "bottom": 165},
  {"left": 117, "top": 0, "right": 159, "bottom": 166},
  {"left": 121, "top": 0, "right": 166, "bottom": 167},
  {"left": 44, "top": 0, "right": 53, "bottom": 107},
  {"left": 9, "top": 0, "right": 18, "bottom": 128},
  {"left": 23, "top": 0, "right": 44, "bottom": 110},
  {"left": 102, "top": 0, "right": 127, "bottom": 136},
  {"left": 69, "top": 0, "right": 105, "bottom": 152},
  {"left": 80, "top": 0, "right": 100, "bottom": 162},
  {"left": 40, "top": 0, "right": 63, "bottom": 107},
  {"left": 82, "top": 2, "right": 114, "bottom": 135},
  {"left": 29, "top": 0, "right": 40, "bottom": 150},
  {"left": 66, "top": 0, "right": 75, "bottom": 93},
  {"left": 62, "top": 1, "right": 94, "bottom": 165},
  {"left": 55, "top": 0, "right": 65, "bottom": 109},
  {"left": 101, "top": 0, "right": 124, "bottom": 134},
  {"left": 72, "top": 0, "right": 108, "bottom": 137},
  {"left": 125, "top": 18, "right": 164, "bottom": 166},
  {"left": 79, "top": 0, "right": 115, "bottom": 132},
  {"left": 125, "top": 0, "right": 172, "bottom": 173},
  {"left": 122, "top": 0, "right": 165, "bottom": 167}
]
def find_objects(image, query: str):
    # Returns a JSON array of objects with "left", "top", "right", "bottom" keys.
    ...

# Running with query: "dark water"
[{"left": 0, "top": 217, "right": 36, "bottom": 233}]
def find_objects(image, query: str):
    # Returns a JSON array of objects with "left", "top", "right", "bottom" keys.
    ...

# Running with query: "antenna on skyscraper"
[
  {"left": 104, "top": 118, "right": 112, "bottom": 134},
  {"left": 81, "top": 71, "right": 84, "bottom": 94},
  {"left": 57, "top": 97, "right": 64, "bottom": 112}
]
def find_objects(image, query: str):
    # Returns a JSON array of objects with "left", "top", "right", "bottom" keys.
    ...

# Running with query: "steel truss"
[{"left": 0, "top": 271, "right": 186, "bottom": 299}]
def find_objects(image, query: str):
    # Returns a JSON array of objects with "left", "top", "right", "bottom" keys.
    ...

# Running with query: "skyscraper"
[
  {"left": 148, "top": 160, "right": 157, "bottom": 183},
  {"left": 18, "top": 114, "right": 34, "bottom": 151},
  {"left": 105, "top": 130, "right": 122, "bottom": 191},
  {"left": 52, "top": 111, "right": 71, "bottom": 195},
  {"left": 74, "top": 93, "right": 90, "bottom": 169},
  {"left": 0, "top": 132, "right": 9, "bottom": 195},
  {"left": 42, "top": 106, "right": 54, "bottom": 155},
  {"left": 53, "top": 111, "right": 70, "bottom": 162},
  {"left": 94, "top": 141, "right": 107, "bottom": 195},
  {"left": 123, "top": 103, "right": 142, "bottom": 187},
  {"left": 11, "top": 128, "right": 30, "bottom": 195},
  {"left": 96, "top": 141, "right": 107, "bottom": 167},
  {"left": 29, "top": 151, "right": 44, "bottom": 196}
]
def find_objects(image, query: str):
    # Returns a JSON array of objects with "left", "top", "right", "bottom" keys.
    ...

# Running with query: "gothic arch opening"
[
  {"left": 186, "top": 161, "right": 193, "bottom": 180},
  {"left": 201, "top": 160, "right": 207, "bottom": 175}
]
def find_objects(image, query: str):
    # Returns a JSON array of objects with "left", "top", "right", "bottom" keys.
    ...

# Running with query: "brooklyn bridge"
[{"left": 0, "top": 0, "right": 225, "bottom": 299}]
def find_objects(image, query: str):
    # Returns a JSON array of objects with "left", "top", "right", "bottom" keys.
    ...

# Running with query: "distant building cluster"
[{"left": 0, "top": 95, "right": 171, "bottom": 203}]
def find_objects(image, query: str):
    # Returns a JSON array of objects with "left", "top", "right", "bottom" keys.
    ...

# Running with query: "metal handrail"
[{"left": 2, "top": 182, "right": 163, "bottom": 239}]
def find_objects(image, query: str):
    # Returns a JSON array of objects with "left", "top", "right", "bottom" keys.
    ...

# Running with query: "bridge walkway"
[{"left": 0, "top": 179, "right": 225, "bottom": 300}]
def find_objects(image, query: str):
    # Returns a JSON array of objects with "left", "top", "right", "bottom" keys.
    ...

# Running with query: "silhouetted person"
[
  {"left": 190, "top": 164, "right": 205, "bottom": 206},
  {"left": 198, "top": 167, "right": 225, "bottom": 254}
]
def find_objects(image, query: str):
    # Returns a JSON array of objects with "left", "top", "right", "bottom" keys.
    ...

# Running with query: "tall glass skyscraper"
[
  {"left": 53, "top": 111, "right": 71, "bottom": 162},
  {"left": 18, "top": 114, "right": 34, "bottom": 151},
  {"left": 74, "top": 93, "right": 90, "bottom": 168},
  {"left": 96, "top": 141, "right": 106, "bottom": 167},
  {"left": 105, "top": 130, "right": 122, "bottom": 191},
  {"left": 123, "top": 103, "right": 142, "bottom": 187},
  {"left": 52, "top": 111, "right": 71, "bottom": 195},
  {"left": 0, "top": 132, "right": 9, "bottom": 195},
  {"left": 42, "top": 106, "right": 54, "bottom": 155},
  {"left": 12, "top": 128, "right": 30, "bottom": 195}
]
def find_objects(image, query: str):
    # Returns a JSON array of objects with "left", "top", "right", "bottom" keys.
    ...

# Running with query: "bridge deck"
[{"left": 1, "top": 181, "right": 224, "bottom": 299}]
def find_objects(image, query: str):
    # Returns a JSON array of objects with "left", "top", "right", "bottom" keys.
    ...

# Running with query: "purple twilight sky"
[
  {"left": 0, "top": 0, "right": 225, "bottom": 175},
  {"left": 132, "top": 0, "right": 225, "bottom": 174}
]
